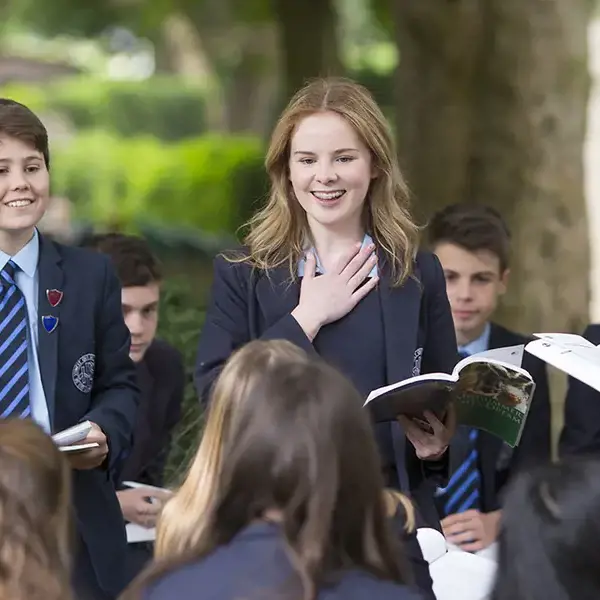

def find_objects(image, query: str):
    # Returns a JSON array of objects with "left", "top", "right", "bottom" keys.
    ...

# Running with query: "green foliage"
[
  {"left": 155, "top": 277, "right": 206, "bottom": 486},
  {"left": 1, "top": 77, "right": 208, "bottom": 141},
  {"left": 51, "top": 131, "right": 267, "bottom": 234}
]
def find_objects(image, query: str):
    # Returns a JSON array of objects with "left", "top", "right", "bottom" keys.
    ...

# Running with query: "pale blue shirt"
[
  {"left": 458, "top": 322, "right": 491, "bottom": 356},
  {"left": 0, "top": 230, "right": 50, "bottom": 432},
  {"left": 297, "top": 233, "right": 378, "bottom": 278}
]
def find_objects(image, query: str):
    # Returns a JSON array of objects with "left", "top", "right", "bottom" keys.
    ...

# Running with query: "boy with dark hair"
[
  {"left": 82, "top": 233, "right": 184, "bottom": 576},
  {"left": 0, "top": 98, "right": 139, "bottom": 598},
  {"left": 428, "top": 203, "right": 551, "bottom": 553},
  {"left": 83, "top": 233, "right": 184, "bottom": 495}
]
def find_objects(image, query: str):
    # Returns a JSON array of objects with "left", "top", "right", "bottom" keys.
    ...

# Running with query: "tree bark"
[
  {"left": 183, "top": 0, "right": 281, "bottom": 135},
  {"left": 272, "top": 0, "right": 343, "bottom": 104},
  {"left": 393, "top": 0, "right": 591, "bottom": 336}
]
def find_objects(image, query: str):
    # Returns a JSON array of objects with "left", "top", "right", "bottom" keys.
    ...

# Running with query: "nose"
[
  {"left": 125, "top": 312, "right": 144, "bottom": 336},
  {"left": 315, "top": 161, "right": 338, "bottom": 184},
  {"left": 455, "top": 278, "right": 473, "bottom": 301},
  {"left": 8, "top": 168, "right": 30, "bottom": 191}
]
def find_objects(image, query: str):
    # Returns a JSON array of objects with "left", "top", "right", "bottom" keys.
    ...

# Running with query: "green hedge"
[
  {"left": 51, "top": 131, "right": 267, "bottom": 235},
  {"left": 155, "top": 277, "right": 206, "bottom": 485},
  {"left": 0, "top": 77, "right": 208, "bottom": 141}
]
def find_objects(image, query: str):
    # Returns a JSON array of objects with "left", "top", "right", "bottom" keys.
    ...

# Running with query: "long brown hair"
[
  {"left": 124, "top": 341, "right": 411, "bottom": 600},
  {"left": 234, "top": 77, "right": 420, "bottom": 287},
  {"left": 0, "top": 419, "right": 72, "bottom": 600},
  {"left": 155, "top": 340, "right": 311, "bottom": 558}
]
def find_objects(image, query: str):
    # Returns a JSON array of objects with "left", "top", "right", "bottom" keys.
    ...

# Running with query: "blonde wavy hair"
[
  {"left": 235, "top": 77, "right": 419, "bottom": 286},
  {"left": 0, "top": 419, "right": 72, "bottom": 600}
]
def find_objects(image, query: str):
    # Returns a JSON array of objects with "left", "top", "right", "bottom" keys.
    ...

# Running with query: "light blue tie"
[{"left": 0, "top": 260, "right": 30, "bottom": 419}]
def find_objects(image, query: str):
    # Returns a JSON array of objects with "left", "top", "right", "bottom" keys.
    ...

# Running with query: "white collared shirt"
[{"left": 0, "top": 229, "right": 50, "bottom": 432}]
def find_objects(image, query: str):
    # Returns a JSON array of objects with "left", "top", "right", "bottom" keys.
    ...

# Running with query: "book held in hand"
[
  {"left": 52, "top": 421, "right": 99, "bottom": 453},
  {"left": 364, "top": 345, "right": 535, "bottom": 447}
]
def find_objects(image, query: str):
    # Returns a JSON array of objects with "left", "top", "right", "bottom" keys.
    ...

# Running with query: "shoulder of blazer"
[
  {"left": 213, "top": 246, "right": 255, "bottom": 286},
  {"left": 413, "top": 249, "right": 444, "bottom": 294},
  {"left": 42, "top": 235, "right": 111, "bottom": 274},
  {"left": 583, "top": 323, "right": 600, "bottom": 344},
  {"left": 144, "top": 338, "right": 183, "bottom": 375}
]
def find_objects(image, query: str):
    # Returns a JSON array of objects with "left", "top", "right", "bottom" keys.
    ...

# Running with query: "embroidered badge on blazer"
[
  {"left": 412, "top": 347, "right": 423, "bottom": 377},
  {"left": 72, "top": 353, "right": 95, "bottom": 394}
]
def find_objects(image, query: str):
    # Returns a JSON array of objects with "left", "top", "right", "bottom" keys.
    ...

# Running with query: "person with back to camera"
[
  {"left": 0, "top": 419, "right": 73, "bottom": 600},
  {"left": 491, "top": 456, "right": 600, "bottom": 600},
  {"left": 122, "top": 342, "right": 428, "bottom": 600},
  {"left": 195, "top": 77, "right": 459, "bottom": 529}
]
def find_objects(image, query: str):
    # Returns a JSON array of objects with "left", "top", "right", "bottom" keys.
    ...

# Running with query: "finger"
[
  {"left": 303, "top": 251, "right": 317, "bottom": 280},
  {"left": 334, "top": 242, "right": 364, "bottom": 274},
  {"left": 338, "top": 243, "right": 374, "bottom": 278},
  {"left": 347, "top": 254, "right": 378, "bottom": 291},
  {"left": 443, "top": 519, "right": 476, "bottom": 537},
  {"left": 350, "top": 275, "right": 379, "bottom": 304},
  {"left": 397, "top": 415, "right": 429, "bottom": 444},
  {"left": 460, "top": 540, "right": 485, "bottom": 553},
  {"left": 446, "top": 530, "right": 480, "bottom": 545},
  {"left": 443, "top": 403, "right": 457, "bottom": 435}
]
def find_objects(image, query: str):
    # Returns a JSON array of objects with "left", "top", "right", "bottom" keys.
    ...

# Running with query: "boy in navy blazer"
[
  {"left": 0, "top": 100, "right": 139, "bottom": 598},
  {"left": 428, "top": 204, "right": 551, "bottom": 553}
]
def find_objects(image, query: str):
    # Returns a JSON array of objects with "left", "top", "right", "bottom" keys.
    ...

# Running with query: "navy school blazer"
[
  {"left": 142, "top": 521, "right": 424, "bottom": 600},
  {"left": 559, "top": 323, "right": 600, "bottom": 457},
  {"left": 37, "top": 234, "right": 139, "bottom": 596},
  {"left": 195, "top": 248, "right": 459, "bottom": 525}
]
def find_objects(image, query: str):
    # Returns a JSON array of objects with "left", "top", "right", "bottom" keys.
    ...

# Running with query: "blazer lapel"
[
  {"left": 378, "top": 259, "right": 424, "bottom": 385},
  {"left": 37, "top": 236, "right": 64, "bottom": 431},
  {"left": 253, "top": 266, "right": 300, "bottom": 334}
]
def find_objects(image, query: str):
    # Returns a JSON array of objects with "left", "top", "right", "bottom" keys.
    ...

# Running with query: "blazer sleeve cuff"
[{"left": 260, "top": 313, "right": 317, "bottom": 355}]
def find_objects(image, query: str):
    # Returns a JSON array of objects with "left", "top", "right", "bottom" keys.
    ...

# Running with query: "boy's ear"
[{"left": 498, "top": 268, "right": 510, "bottom": 295}]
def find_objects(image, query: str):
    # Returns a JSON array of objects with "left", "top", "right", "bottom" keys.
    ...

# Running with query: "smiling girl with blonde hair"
[{"left": 196, "top": 77, "right": 458, "bottom": 530}]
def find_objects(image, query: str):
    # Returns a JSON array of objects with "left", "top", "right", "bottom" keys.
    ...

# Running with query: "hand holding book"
[{"left": 364, "top": 345, "right": 535, "bottom": 447}]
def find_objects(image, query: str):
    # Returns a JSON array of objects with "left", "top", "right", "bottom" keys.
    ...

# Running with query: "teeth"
[
  {"left": 6, "top": 200, "right": 33, "bottom": 207},
  {"left": 312, "top": 191, "right": 345, "bottom": 200}
]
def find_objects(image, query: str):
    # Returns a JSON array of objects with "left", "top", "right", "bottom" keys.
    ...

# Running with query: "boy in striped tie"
[
  {"left": 428, "top": 204, "right": 551, "bottom": 553},
  {"left": 0, "top": 99, "right": 139, "bottom": 598}
]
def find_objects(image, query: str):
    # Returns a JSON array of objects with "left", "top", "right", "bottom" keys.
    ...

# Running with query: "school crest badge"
[
  {"left": 72, "top": 353, "right": 95, "bottom": 394},
  {"left": 412, "top": 347, "right": 423, "bottom": 377}
]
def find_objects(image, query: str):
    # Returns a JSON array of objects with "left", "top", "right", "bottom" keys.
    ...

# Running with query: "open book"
[
  {"left": 525, "top": 333, "right": 600, "bottom": 392},
  {"left": 364, "top": 345, "right": 535, "bottom": 447}
]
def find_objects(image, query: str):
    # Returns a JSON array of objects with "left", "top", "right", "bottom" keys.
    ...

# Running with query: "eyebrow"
[
  {"left": 0, "top": 156, "right": 43, "bottom": 163},
  {"left": 292, "top": 148, "right": 360, "bottom": 156},
  {"left": 444, "top": 268, "right": 496, "bottom": 277},
  {"left": 122, "top": 301, "right": 159, "bottom": 310}
]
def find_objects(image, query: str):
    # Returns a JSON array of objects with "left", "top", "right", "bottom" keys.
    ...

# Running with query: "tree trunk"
[
  {"left": 393, "top": 0, "right": 591, "bottom": 337},
  {"left": 183, "top": 0, "right": 281, "bottom": 135},
  {"left": 273, "top": 0, "right": 343, "bottom": 104}
]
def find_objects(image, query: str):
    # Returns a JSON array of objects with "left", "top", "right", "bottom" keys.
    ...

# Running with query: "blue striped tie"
[
  {"left": 439, "top": 350, "right": 481, "bottom": 516},
  {"left": 0, "top": 260, "right": 30, "bottom": 419}
]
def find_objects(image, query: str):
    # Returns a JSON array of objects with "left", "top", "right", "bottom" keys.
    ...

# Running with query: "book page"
[
  {"left": 52, "top": 421, "right": 92, "bottom": 447},
  {"left": 454, "top": 346, "right": 526, "bottom": 377},
  {"left": 58, "top": 442, "right": 99, "bottom": 453},
  {"left": 526, "top": 336, "right": 600, "bottom": 392},
  {"left": 453, "top": 361, "right": 535, "bottom": 447},
  {"left": 126, "top": 523, "right": 156, "bottom": 544}
]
